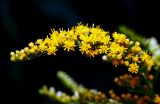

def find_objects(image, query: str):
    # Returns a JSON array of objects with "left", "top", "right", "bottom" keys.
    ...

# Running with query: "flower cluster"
[
  {"left": 39, "top": 71, "right": 120, "bottom": 104},
  {"left": 114, "top": 73, "right": 154, "bottom": 89},
  {"left": 39, "top": 85, "right": 79, "bottom": 104},
  {"left": 10, "top": 23, "right": 153, "bottom": 74},
  {"left": 118, "top": 25, "right": 160, "bottom": 70},
  {"left": 109, "top": 90, "right": 152, "bottom": 104},
  {"left": 114, "top": 73, "right": 141, "bottom": 89}
]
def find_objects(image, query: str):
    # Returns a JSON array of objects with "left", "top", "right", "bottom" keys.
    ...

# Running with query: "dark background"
[{"left": 1, "top": 0, "right": 160, "bottom": 104}]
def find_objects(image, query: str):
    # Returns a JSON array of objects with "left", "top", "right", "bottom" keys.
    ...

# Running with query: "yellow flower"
[
  {"left": 154, "top": 94, "right": 160, "bottom": 104},
  {"left": 79, "top": 34, "right": 89, "bottom": 43},
  {"left": 66, "top": 29, "right": 77, "bottom": 41},
  {"left": 90, "top": 26, "right": 103, "bottom": 36},
  {"left": 132, "top": 55, "right": 139, "bottom": 62},
  {"left": 24, "top": 47, "right": 30, "bottom": 54},
  {"left": 28, "top": 42, "right": 35, "bottom": 48},
  {"left": 46, "top": 46, "right": 57, "bottom": 55},
  {"left": 140, "top": 52, "right": 150, "bottom": 61},
  {"left": 57, "top": 30, "right": 67, "bottom": 44},
  {"left": 86, "top": 49, "right": 99, "bottom": 57},
  {"left": 99, "top": 34, "right": 110, "bottom": 45},
  {"left": 74, "top": 24, "right": 90, "bottom": 36},
  {"left": 145, "top": 59, "right": 154, "bottom": 71},
  {"left": 112, "top": 32, "right": 127, "bottom": 44},
  {"left": 125, "top": 53, "right": 133, "bottom": 60},
  {"left": 108, "top": 42, "right": 126, "bottom": 59},
  {"left": 36, "top": 39, "right": 43, "bottom": 45},
  {"left": 109, "top": 42, "right": 120, "bottom": 54},
  {"left": 124, "top": 38, "right": 130, "bottom": 45},
  {"left": 18, "top": 53, "right": 26, "bottom": 60},
  {"left": 10, "top": 56, "right": 16, "bottom": 62},
  {"left": 29, "top": 47, "right": 36, "bottom": 54},
  {"left": 63, "top": 40, "right": 76, "bottom": 51},
  {"left": 38, "top": 42, "right": 48, "bottom": 52},
  {"left": 79, "top": 42, "right": 91, "bottom": 55},
  {"left": 10, "top": 52, "right": 16, "bottom": 61},
  {"left": 124, "top": 61, "right": 129, "bottom": 66},
  {"left": 135, "top": 41, "right": 140, "bottom": 46},
  {"left": 128, "top": 63, "right": 139, "bottom": 74},
  {"left": 99, "top": 45, "right": 109, "bottom": 54},
  {"left": 131, "top": 42, "right": 142, "bottom": 53},
  {"left": 88, "top": 33, "right": 98, "bottom": 44}
]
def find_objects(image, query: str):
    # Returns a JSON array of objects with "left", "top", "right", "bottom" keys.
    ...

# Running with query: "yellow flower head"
[
  {"left": 131, "top": 41, "right": 142, "bottom": 53},
  {"left": 63, "top": 40, "right": 76, "bottom": 52},
  {"left": 79, "top": 42, "right": 91, "bottom": 55},
  {"left": 128, "top": 63, "right": 139, "bottom": 74},
  {"left": 132, "top": 55, "right": 139, "bottom": 62},
  {"left": 108, "top": 42, "right": 126, "bottom": 59},
  {"left": 154, "top": 95, "right": 160, "bottom": 104},
  {"left": 141, "top": 52, "right": 150, "bottom": 62},
  {"left": 112, "top": 32, "right": 127, "bottom": 44}
]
